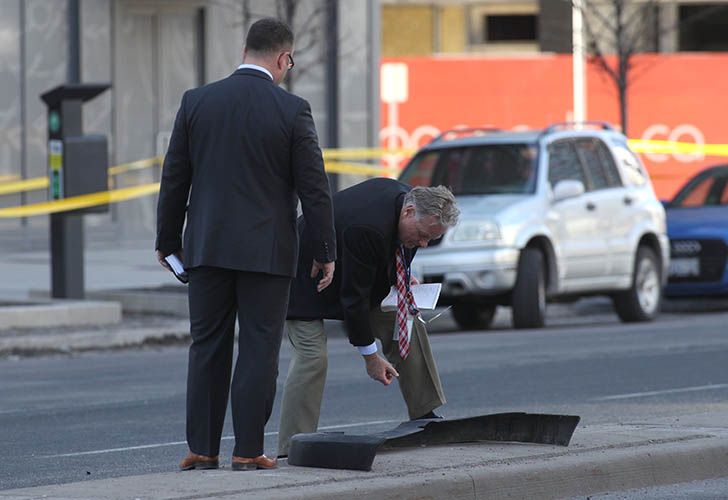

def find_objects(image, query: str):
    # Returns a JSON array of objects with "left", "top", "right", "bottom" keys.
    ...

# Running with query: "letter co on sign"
[{"left": 641, "top": 124, "right": 705, "bottom": 163}]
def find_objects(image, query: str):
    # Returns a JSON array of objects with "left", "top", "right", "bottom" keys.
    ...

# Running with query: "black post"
[
  {"left": 49, "top": 0, "right": 84, "bottom": 299},
  {"left": 19, "top": 0, "right": 27, "bottom": 228},
  {"left": 196, "top": 8, "right": 206, "bottom": 87},
  {"left": 325, "top": 0, "right": 339, "bottom": 193},
  {"left": 68, "top": 0, "right": 81, "bottom": 83}
]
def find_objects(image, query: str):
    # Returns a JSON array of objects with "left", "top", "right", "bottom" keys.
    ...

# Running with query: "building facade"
[
  {"left": 0, "top": 0, "right": 380, "bottom": 238},
  {"left": 381, "top": 0, "right": 728, "bottom": 57}
]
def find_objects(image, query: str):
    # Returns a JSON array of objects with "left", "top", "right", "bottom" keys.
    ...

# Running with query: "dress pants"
[
  {"left": 277, "top": 309, "right": 446, "bottom": 456},
  {"left": 186, "top": 266, "right": 291, "bottom": 458}
]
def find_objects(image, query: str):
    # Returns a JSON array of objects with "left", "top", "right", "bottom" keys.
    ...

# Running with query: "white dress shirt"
[{"left": 237, "top": 63, "right": 273, "bottom": 81}]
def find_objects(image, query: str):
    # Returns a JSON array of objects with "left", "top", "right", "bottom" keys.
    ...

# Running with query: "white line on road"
[
  {"left": 42, "top": 419, "right": 400, "bottom": 458},
  {"left": 592, "top": 383, "right": 728, "bottom": 401}
]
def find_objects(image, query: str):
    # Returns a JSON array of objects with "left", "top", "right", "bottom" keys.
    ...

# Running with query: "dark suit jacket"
[
  {"left": 156, "top": 68, "right": 336, "bottom": 277},
  {"left": 287, "top": 178, "right": 415, "bottom": 347}
]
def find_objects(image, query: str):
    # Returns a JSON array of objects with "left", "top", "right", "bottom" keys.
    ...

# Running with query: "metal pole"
[
  {"left": 367, "top": 0, "right": 380, "bottom": 153},
  {"left": 19, "top": 0, "right": 27, "bottom": 229},
  {"left": 196, "top": 8, "right": 206, "bottom": 87},
  {"left": 68, "top": 0, "right": 81, "bottom": 83},
  {"left": 50, "top": 0, "right": 85, "bottom": 298},
  {"left": 325, "top": 0, "right": 339, "bottom": 192},
  {"left": 572, "top": 0, "right": 587, "bottom": 125}
]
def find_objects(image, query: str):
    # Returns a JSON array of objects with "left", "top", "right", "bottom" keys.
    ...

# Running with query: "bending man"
[{"left": 278, "top": 178, "right": 459, "bottom": 457}]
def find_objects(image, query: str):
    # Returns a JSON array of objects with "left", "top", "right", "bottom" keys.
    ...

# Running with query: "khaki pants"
[{"left": 277, "top": 309, "right": 446, "bottom": 456}]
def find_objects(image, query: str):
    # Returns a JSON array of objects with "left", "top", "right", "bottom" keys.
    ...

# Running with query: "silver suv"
[{"left": 399, "top": 122, "right": 669, "bottom": 329}]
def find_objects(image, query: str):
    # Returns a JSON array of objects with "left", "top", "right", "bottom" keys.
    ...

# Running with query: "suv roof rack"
[
  {"left": 541, "top": 121, "right": 615, "bottom": 136},
  {"left": 430, "top": 127, "right": 502, "bottom": 143}
]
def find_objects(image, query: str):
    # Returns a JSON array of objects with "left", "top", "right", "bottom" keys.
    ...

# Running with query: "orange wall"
[{"left": 380, "top": 54, "right": 728, "bottom": 198}]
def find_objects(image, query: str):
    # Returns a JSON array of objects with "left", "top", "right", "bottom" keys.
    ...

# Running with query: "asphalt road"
[{"left": 1, "top": 309, "right": 728, "bottom": 491}]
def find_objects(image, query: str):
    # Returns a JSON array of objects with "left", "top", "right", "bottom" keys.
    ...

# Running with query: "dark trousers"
[{"left": 186, "top": 266, "right": 291, "bottom": 458}]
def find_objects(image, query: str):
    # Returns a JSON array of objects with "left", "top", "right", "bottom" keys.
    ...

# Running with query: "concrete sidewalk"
[
  {"left": 1, "top": 410, "right": 727, "bottom": 499},
  {"left": 0, "top": 315, "right": 189, "bottom": 356}
]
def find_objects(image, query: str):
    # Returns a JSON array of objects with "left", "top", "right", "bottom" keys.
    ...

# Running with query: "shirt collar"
[{"left": 237, "top": 63, "right": 273, "bottom": 81}]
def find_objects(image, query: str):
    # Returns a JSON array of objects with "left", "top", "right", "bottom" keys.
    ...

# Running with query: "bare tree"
[
  {"left": 576, "top": 0, "right": 728, "bottom": 135},
  {"left": 574, "top": 0, "right": 659, "bottom": 135}
]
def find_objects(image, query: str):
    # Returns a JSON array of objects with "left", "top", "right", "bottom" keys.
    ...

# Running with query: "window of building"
[
  {"left": 467, "top": 3, "right": 539, "bottom": 53},
  {"left": 483, "top": 14, "right": 537, "bottom": 43},
  {"left": 679, "top": 4, "right": 728, "bottom": 51}
]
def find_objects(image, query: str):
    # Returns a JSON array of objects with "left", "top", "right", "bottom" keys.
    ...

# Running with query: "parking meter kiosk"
[{"left": 40, "top": 83, "right": 111, "bottom": 298}]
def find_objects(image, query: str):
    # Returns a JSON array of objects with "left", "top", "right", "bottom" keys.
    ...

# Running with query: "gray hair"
[{"left": 404, "top": 185, "right": 459, "bottom": 227}]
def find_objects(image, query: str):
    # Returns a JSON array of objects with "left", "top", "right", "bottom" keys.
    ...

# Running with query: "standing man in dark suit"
[
  {"left": 156, "top": 18, "right": 336, "bottom": 471},
  {"left": 277, "top": 178, "right": 459, "bottom": 457}
]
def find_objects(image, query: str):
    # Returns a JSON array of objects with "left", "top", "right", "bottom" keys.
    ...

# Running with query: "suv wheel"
[
  {"left": 613, "top": 246, "right": 661, "bottom": 322},
  {"left": 512, "top": 248, "right": 546, "bottom": 329},
  {"left": 452, "top": 304, "right": 496, "bottom": 330}
]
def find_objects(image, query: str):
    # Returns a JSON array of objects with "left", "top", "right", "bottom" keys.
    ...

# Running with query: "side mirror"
[{"left": 552, "top": 179, "right": 585, "bottom": 202}]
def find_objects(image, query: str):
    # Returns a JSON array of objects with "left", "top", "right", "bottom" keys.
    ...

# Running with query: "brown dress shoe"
[
  {"left": 231, "top": 454, "right": 277, "bottom": 471},
  {"left": 179, "top": 451, "right": 219, "bottom": 471}
]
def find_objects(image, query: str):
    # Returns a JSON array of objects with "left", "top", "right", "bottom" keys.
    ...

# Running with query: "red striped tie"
[{"left": 395, "top": 246, "right": 413, "bottom": 359}]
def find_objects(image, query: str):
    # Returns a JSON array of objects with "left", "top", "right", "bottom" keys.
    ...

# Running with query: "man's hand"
[
  {"left": 311, "top": 260, "right": 335, "bottom": 292},
  {"left": 363, "top": 353, "right": 399, "bottom": 385},
  {"left": 410, "top": 275, "right": 420, "bottom": 286},
  {"left": 156, "top": 249, "right": 183, "bottom": 272}
]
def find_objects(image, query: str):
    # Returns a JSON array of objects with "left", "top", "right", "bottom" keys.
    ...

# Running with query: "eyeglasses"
[{"left": 286, "top": 53, "right": 294, "bottom": 70}]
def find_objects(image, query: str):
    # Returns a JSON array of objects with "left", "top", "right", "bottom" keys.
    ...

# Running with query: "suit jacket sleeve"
[
  {"left": 156, "top": 91, "right": 192, "bottom": 255},
  {"left": 340, "top": 226, "right": 387, "bottom": 346},
  {"left": 291, "top": 100, "right": 336, "bottom": 263}
]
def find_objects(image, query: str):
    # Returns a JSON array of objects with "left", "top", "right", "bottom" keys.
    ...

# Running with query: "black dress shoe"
[{"left": 413, "top": 411, "right": 443, "bottom": 420}]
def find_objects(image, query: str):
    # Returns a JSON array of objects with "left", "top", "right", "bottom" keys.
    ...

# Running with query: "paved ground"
[
  {"left": 0, "top": 225, "right": 728, "bottom": 499},
  {"left": 5, "top": 308, "right": 728, "bottom": 489},
  {"left": 1, "top": 409, "right": 727, "bottom": 499}
]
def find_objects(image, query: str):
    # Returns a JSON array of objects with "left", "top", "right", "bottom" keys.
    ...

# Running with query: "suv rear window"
[{"left": 400, "top": 144, "right": 538, "bottom": 195}]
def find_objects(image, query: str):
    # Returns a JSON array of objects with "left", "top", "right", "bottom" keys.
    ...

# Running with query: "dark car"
[{"left": 664, "top": 164, "right": 728, "bottom": 297}]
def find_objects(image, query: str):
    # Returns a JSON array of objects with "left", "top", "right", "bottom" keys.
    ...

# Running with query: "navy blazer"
[
  {"left": 287, "top": 178, "right": 415, "bottom": 347},
  {"left": 156, "top": 68, "right": 336, "bottom": 277}
]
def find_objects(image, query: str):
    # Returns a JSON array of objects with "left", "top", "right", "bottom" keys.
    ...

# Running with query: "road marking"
[
  {"left": 42, "top": 419, "right": 400, "bottom": 458},
  {"left": 592, "top": 383, "right": 728, "bottom": 401}
]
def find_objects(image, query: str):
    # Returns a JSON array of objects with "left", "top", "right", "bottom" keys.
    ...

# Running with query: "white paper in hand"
[
  {"left": 380, "top": 283, "right": 442, "bottom": 312},
  {"left": 164, "top": 254, "right": 189, "bottom": 284}
]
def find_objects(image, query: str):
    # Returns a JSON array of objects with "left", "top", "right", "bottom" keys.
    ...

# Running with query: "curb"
[
  {"left": 0, "top": 322, "right": 189, "bottom": 357},
  {"left": 3, "top": 424, "right": 727, "bottom": 499},
  {"left": 262, "top": 435, "right": 728, "bottom": 500},
  {"left": 0, "top": 300, "right": 121, "bottom": 330}
]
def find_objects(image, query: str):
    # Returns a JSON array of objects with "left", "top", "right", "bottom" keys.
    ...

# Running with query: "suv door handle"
[
  {"left": 586, "top": 202, "right": 596, "bottom": 211},
  {"left": 623, "top": 196, "right": 633, "bottom": 205}
]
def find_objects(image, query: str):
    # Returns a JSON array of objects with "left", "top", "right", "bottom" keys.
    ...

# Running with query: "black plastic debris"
[{"left": 288, "top": 412, "right": 580, "bottom": 471}]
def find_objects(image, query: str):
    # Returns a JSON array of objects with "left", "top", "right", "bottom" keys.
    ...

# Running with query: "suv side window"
[
  {"left": 596, "top": 140, "right": 623, "bottom": 186},
  {"left": 609, "top": 137, "right": 648, "bottom": 186},
  {"left": 547, "top": 140, "right": 586, "bottom": 187},
  {"left": 575, "top": 138, "right": 622, "bottom": 190}
]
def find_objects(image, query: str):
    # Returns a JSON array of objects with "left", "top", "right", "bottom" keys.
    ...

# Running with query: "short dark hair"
[{"left": 245, "top": 18, "right": 293, "bottom": 54}]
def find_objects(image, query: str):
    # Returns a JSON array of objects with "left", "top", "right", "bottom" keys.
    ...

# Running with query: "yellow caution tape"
[
  {"left": 0, "top": 183, "right": 160, "bottom": 218},
  {"left": 4, "top": 138, "right": 728, "bottom": 218},
  {"left": 323, "top": 148, "right": 415, "bottom": 160},
  {"left": 628, "top": 139, "right": 728, "bottom": 156},
  {"left": 0, "top": 177, "right": 49, "bottom": 196},
  {"left": 325, "top": 161, "right": 400, "bottom": 177},
  {"left": 108, "top": 155, "right": 164, "bottom": 176},
  {"left": 0, "top": 157, "right": 164, "bottom": 197}
]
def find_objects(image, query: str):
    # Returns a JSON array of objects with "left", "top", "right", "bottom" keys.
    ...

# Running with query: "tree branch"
[
  {"left": 579, "top": 0, "right": 618, "bottom": 37},
  {"left": 582, "top": 13, "right": 619, "bottom": 84},
  {"left": 623, "top": 1, "right": 657, "bottom": 54}
]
